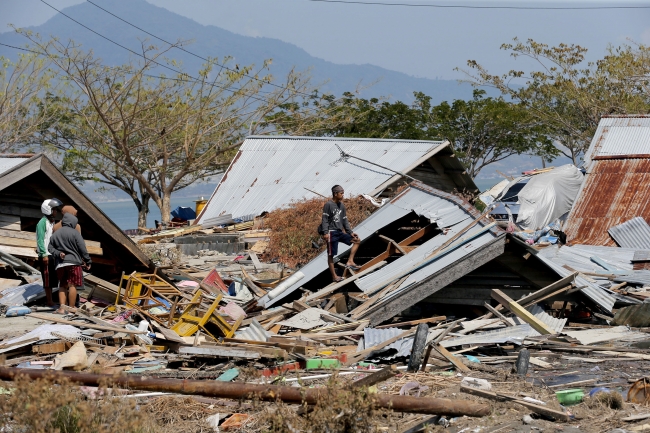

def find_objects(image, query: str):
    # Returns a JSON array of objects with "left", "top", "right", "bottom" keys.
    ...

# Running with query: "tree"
[
  {"left": 313, "top": 90, "right": 555, "bottom": 179},
  {"left": 429, "top": 90, "right": 555, "bottom": 178},
  {"left": 460, "top": 38, "right": 650, "bottom": 164},
  {"left": 0, "top": 53, "right": 57, "bottom": 152},
  {"left": 25, "top": 34, "right": 352, "bottom": 227}
]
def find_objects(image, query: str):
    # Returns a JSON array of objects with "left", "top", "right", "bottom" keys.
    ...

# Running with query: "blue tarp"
[{"left": 171, "top": 206, "right": 196, "bottom": 221}]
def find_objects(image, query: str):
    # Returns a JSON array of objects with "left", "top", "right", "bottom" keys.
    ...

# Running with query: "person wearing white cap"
[{"left": 36, "top": 198, "right": 63, "bottom": 307}]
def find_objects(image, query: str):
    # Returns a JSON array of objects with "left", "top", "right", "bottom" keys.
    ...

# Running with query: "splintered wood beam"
[
  {"left": 351, "top": 365, "right": 397, "bottom": 388},
  {"left": 378, "top": 235, "right": 407, "bottom": 255},
  {"left": 434, "top": 344, "right": 470, "bottom": 373},
  {"left": 398, "top": 224, "right": 435, "bottom": 246},
  {"left": 490, "top": 289, "right": 554, "bottom": 335}
]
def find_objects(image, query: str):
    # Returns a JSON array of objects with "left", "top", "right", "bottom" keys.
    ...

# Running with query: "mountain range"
[{"left": 0, "top": 0, "right": 487, "bottom": 104}]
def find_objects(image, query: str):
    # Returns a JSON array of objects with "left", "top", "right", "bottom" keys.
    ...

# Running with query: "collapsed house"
[
  {"left": 0, "top": 154, "right": 151, "bottom": 284},
  {"left": 195, "top": 136, "right": 477, "bottom": 226}
]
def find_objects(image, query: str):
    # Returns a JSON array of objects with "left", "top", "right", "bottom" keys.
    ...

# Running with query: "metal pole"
[{"left": 0, "top": 368, "right": 490, "bottom": 417}]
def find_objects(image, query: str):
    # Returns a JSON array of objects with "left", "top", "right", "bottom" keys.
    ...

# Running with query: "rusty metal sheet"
[{"left": 565, "top": 159, "right": 650, "bottom": 246}]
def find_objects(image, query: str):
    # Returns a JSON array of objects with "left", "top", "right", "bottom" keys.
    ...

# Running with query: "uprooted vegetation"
[{"left": 262, "top": 196, "right": 377, "bottom": 268}]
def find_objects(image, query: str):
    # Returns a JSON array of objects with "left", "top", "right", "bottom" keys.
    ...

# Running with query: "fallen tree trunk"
[{"left": 0, "top": 368, "right": 490, "bottom": 417}]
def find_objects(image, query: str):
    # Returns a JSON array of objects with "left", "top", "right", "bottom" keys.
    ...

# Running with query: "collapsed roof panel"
[
  {"left": 608, "top": 217, "right": 650, "bottom": 249},
  {"left": 195, "top": 136, "right": 477, "bottom": 226},
  {"left": 260, "top": 181, "right": 506, "bottom": 324}
]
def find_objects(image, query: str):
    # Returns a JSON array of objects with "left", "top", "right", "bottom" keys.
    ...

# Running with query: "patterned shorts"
[{"left": 56, "top": 265, "right": 84, "bottom": 288}]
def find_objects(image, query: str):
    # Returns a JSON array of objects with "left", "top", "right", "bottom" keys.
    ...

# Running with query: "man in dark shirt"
[{"left": 319, "top": 185, "right": 361, "bottom": 282}]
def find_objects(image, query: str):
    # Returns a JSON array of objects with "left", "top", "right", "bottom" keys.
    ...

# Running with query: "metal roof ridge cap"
[{"left": 243, "top": 135, "right": 447, "bottom": 144}]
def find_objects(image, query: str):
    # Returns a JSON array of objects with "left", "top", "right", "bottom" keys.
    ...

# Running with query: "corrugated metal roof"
[
  {"left": 608, "top": 217, "right": 650, "bottom": 249},
  {"left": 260, "top": 181, "right": 487, "bottom": 308},
  {"left": 584, "top": 116, "right": 650, "bottom": 165},
  {"left": 361, "top": 327, "right": 415, "bottom": 359},
  {"left": 441, "top": 324, "right": 536, "bottom": 348},
  {"left": 612, "top": 270, "right": 650, "bottom": 286},
  {"left": 531, "top": 247, "right": 616, "bottom": 312},
  {"left": 565, "top": 158, "right": 650, "bottom": 246},
  {"left": 234, "top": 319, "right": 271, "bottom": 342},
  {"left": 259, "top": 203, "right": 412, "bottom": 307},
  {"left": 537, "top": 244, "right": 637, "bottom": 273},
  {"left": 0, "top": 156, "right": 29, "bottom": 174},
  {"left": 196, "top": 136, "right": 448, "bottom": 224},
  {"left": 356, "top": 224, "right": 495, "bottom": 295},
  {"left": 562, "top": 325, "right": 648, "bottom": 345}
]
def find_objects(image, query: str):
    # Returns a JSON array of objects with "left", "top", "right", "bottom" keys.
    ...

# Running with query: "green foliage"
[
  {"left": 461, "top": 38, "right": 650, "bottom": 163},
  {"left": 312, "top": 90, "right": 554, "bottom": 179}
]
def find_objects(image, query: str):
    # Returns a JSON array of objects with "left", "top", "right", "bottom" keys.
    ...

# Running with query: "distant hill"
[{"left": 0, "top": 0, "right": 489, "bottom": 103}]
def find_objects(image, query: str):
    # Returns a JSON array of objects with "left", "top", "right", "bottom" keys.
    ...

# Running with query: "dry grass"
[
  {"left": 253, "top": 376, "right": 391, "bottom": 433},
  {"left": 262, "top": 196, "right": 377, "bottom": 268},
  {"left": 0, "top": 376, "right": 154, "bottom": 433}
]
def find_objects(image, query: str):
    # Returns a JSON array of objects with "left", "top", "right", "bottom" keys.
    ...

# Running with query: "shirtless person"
[{"left": 318, "top": 185, "right": 361, "bottom": 282}]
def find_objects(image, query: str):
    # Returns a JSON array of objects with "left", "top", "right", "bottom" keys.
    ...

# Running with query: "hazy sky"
[{"left": 1, "top": 0, "right": 649, "bottom": 80}]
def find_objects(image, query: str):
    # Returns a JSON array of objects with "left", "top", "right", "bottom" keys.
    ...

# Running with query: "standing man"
[
  {"left": 319, "top": 185, "right": 361, "bottom": 282},
  {"left": 48, "top": 213, "right": 91, "bottom": 314},
  {"left": 36, "top": 198, "right": 63, "bottom": 307}
]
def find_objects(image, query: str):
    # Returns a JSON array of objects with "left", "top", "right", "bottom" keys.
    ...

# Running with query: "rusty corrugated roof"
[{"left": 565, "top": 158, "right": 650, "bottom": 246}]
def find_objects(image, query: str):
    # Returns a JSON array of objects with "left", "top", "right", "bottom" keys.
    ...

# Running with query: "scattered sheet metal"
[
  {"left": 613, "top": 304, "right": 650, "bottom": 327},
  {"left": 276, "top": 308, "right": 329, "bottom": 330},
  {"left": 537, "top": 244, "right": 637, "bottom": 273},
  {"left": 529, "top": 244, "right": 616, "bottom": 312},
  {"left": 234, "top": 319, "right": 271, "bottom": 342},
  {"left": 441, "top": 324, "right": 536, "bottom": 348},
  {"left": 608, "top": 217, "right": 650, "bottom": 249},
  {"left": 563, "top": 326, "right": 649, "bottom": 345},
  {"left": 612, "top": 270, "right": 650, "bottom": 286},
  {"left": 461, "top": 305, "right": 566, "bottom": 334},
  {"left": 359, "top": 327, "right": 415, "bottom": 360},
  {"left": 0, "top": 282, "right": 44, "bottom": 307},
  {"left": 0, "top": 324, "right": 81, "bottom": 354},
  {"left": 528, "top": 304, "right": 567, "bottom": 334}
]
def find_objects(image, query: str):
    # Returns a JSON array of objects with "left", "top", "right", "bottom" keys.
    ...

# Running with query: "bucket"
[{"left": 194, "top": 197, "right": 208, "bottom": 216}]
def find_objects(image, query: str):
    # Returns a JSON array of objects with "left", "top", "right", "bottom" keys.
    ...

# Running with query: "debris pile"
[{"left": 4, "top": 123, "right": 650, "bottom": 431}]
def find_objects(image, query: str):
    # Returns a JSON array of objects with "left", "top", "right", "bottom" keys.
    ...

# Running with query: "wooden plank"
[
  {"left": 0, "top": 245, "right": 37, "bottom": 258},
  {"left": 29, "top": 312, "right": 147, "bottom": 334},
  {"left": 0, "top": 278, "right": 22, "bottom": 290},
  {"left": 249, "top": 252, "right": 261, "bottom": 271},
  {"left": 178, "top": 346, "right": 260, "bottom": 359},
  {"left": 460, "top": 386, "right": 570, "bottom": 422},
  {"left": 491, "top": 289, "right": 554, "bottom": 335},
  {"left": 375, "top": 316, "right": 446, "bottom": 329},
  {"left": 0, "top": 214, "right": 20, "bottom": 231},
  {"left": 434, "top": 344, "right": 470, "bottom": 372},
  {"left": 351, "top": 365, "right": 397, "bottom": 388},
  {"left": 306, "top": 261, "right": 387, "bottom": 301},
  {"left": 32, "top": 341, "right": 66, "bottom": 354},
  {"left": 0, "top": 235, "right": 102, "bottom": 255},
  {"left": 0, "top": 229, "right": 101, "bottom": 248},
  {"left": 483, "top": 302, "right": 513, "bottom": 327}
]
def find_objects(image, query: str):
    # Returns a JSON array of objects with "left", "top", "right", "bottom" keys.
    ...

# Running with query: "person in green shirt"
[{"left": 36, "top": 198, "right": 63, "bottom": 307}]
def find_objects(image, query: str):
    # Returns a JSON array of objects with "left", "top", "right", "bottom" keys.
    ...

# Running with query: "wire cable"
[
  {"left": 38, "top": 0, "right": 274, "bottom": 102},
  {"left": 85, "top": 0, "right": 314, "bottom": 98},
  {"left": 302, "top": 0, "right": 650, "bottom": 9}
]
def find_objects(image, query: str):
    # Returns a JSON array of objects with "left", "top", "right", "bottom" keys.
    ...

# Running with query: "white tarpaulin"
[{"left": 516, "top": 164, "right": 584, "bottom": 230}]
